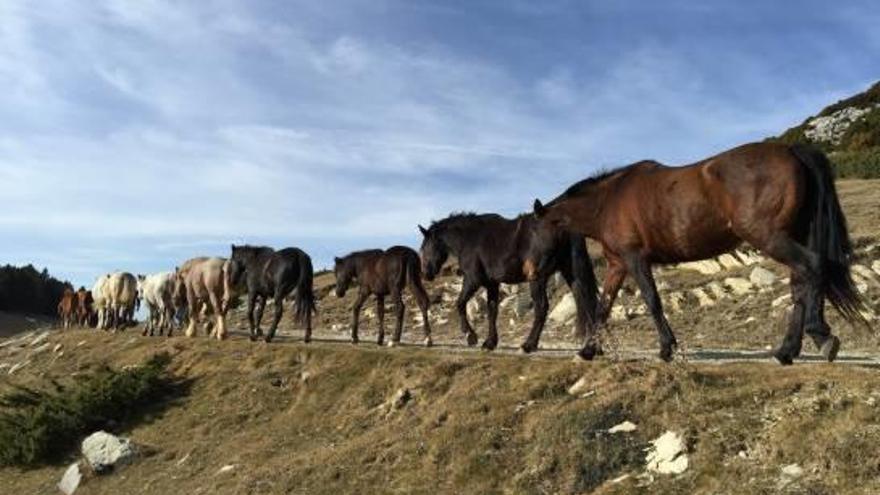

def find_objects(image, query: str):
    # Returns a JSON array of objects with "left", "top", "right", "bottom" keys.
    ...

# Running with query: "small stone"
[
  {"left": 749, "top": 267, "right": 777, "bottom": 287},
  {"left": 300, "top": 371, "right": 312, "bottom": 383},
  {"left": 391, "top": 388, "right": 412, "bottom": 409},
  {"left": 7, "top": 360, "right": 29, "bottom": 375},
  {"left": 706, "top": 281, "right": 727, "bottom": 300},
  {"left": 871, "top": 260, "right": 880, "bottom": 277},
  {"left": 679, "top": 260, "right": 723, "bottom": 275},
  {"left": 217, "top": 464, "right": 237, "bottom": 474},
  {"left": 58, "top": 462, "right": 82, "bottom": 495},
  {"left": 772, "top": 294, "right": 791, "bottom": 308},
  {"left": 689, "top": 288, "right": 714, "bottom": 307},
  {"left": 724, "top": 277, "right": 753, "bottom": 296},
  {"left": 567, "top": 376, "right": 591, "bottom": 396},
  {"left": 548, "top": 293, "right": 577, "bottom": 324},
  {"left": 53, "top": 343, "right": 63, "bottom": 353},
  {"left": 646, "top": 431, "right": 689, "bottom": 475},
  {"left": 718, "top": 253, "right": 742, "bottom": 270},
  {"left": 608, "top": 421, "right": 638, "bottom": 434},
  {"left": 29, "top": 332, "right": 49, "bottom": 347},
  {"left": 781, "top": 463, "right": 804, "bottom": 479}
]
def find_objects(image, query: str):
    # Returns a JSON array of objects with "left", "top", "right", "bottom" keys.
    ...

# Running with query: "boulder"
[
  {"left": 81, "top": 431, "right": 137, "bottom": 473},
  {"left": 749, "top": 267, "right": 777, "bottom": 287},
  {"left": 723, "top": 277, "right": 753, "bottom": 296},
  {"left": 548, "top": 293, "right": 577, "bottom": 324},
  {"left": 646, "top": 431, "right": 689, "bottom": 475}
]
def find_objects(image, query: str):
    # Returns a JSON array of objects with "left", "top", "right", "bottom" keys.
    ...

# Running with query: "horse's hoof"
[
  {"left": 481, "top": 340, "right": 497, "bottom": 351},
  {"left": 423, "top": 337, "right": 433, "bottom": 348},
  {"left": 821, "top": 336, "right": 841, "bottom": 363},
  {"left": 465, "top": 333, "right": 478, "bottom": 347},
  {"left": 351, "top": 338, "right": 359, "bottom": 345},
  {"left": 264, "top": 337, "right": 274, "bottom": 344},
  {"left": 773, "top": 348, "right": 794, "bottom": 366},
  {"left": 304, "top": 337, "right": 312, "bottom": 344},
  {"left": 520, "top": 342, "right": 537, "bottom": 354},
  {"left": 248, "top": 335, "right": 258, "bottom": 342},
  {"left": 659, "top": 348, "right": 674, "bottom": 363},
  {"left": 578, "top": 347, "right": 597, "bottom": 361}
]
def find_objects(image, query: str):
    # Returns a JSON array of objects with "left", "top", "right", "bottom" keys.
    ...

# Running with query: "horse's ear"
[
  {"left": 418, "top": 224, "right": 429, "bottom": 237},
  {"left": 533, "top": 199, "right": 546, "bottom": 218},
  {"left": 334, "top": 257, "right": 341, "bottom": 264},
  {"left": 231, "top": 244, "right": 236, "bottom": 252}
]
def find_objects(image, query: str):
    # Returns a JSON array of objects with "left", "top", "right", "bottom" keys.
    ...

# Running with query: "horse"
[
  {"left": 173, "top": 257, "right": 232, "bottom": 340},
  {"left": 105, "top": 272, "right": 138, "bottom": 330},
  {"left": 333, "top": 246, "right": 432, "bottom": 347},
  {"left": 74, "top": 287, "right": 93, "bottom": 327},
  {"left": 227, "top": 245, "right": 317, "bottom": 343},
  {"left": 527, "top": 142, "right": 866, "bottom": 364},
  {"left": 418, "top": 213, "right": 598, "bottom": 352},
  {"left": 57, "top": 287, "right": 76, "bottom": 329},
  {"left": 137, "top": 272, "right": 177, "bottom": 336},
  {"left": 91, "top": 275, "right": 110, "bottom": 329}
]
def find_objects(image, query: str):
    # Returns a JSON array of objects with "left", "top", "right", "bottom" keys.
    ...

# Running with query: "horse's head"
[
  {"left": 333, "top": 256, "right": 354, "bottom": 297},
  {"left": 227, "top": 244, "right": 250, "bottom": 285},
  {"left": 171, "top": 267, "right": 187, "bottom": 308},
  {"left": 418, "top": 224, "right": 448, "bottom": 281},
  {"left": 523, "top": 199, "right": 571, "bottom": 281}
]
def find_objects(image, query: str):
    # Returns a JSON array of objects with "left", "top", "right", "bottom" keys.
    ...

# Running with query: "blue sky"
[{"left": 1, "top": 0, "right": 878, "bottom": 288}]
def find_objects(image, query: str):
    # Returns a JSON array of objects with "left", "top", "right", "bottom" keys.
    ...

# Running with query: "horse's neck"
[{"left": 556, "top": 184, "right": 609, "bottom": 238}]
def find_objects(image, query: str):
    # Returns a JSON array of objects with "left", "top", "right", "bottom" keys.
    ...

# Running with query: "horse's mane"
[
  {"left": 428, "top": 211, "right": 508, "bottom": 231},
  {"left": 549, "top": 163, "right": 640, "bottom": 205},
  {"left": 338, "top": 249, "right": 384, "bottom": 262}
]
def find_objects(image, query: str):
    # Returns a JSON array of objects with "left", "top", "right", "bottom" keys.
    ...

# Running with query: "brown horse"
[
  {"left": 527, "top": 142, "right": 865, "bottom": 365},
  {"left": 75, "top": 287, "right": 93, "bottom": 327},
  {"left": 57, "top": 287, "right": 76, "bottom": 329},
  {"left": 334, "top": 246, "right": 432, "bottom": 347}
]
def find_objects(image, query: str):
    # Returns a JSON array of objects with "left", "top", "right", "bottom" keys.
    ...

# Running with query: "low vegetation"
[{"left": 0, "top": 353, "right": 182, "bottom": 467}]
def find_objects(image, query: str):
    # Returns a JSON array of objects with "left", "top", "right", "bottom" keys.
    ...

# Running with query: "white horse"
[
  {"left": 91, "top": 274, "right": 110, "bottom": 329},
  {"left": 174, "top": 257, "right": 232, "bottom": 340},
  {"left": 137, "top": 272, "right": 177, "bottom": 336},
  {"left": 93, "top": 272, "right": 138, "bottom": 329}
]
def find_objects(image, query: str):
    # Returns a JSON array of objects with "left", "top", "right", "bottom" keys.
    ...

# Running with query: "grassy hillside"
[
  {"left": 3, "top": 330, "right": 880, "bottom": 494},
  {"left": 773, "top": 81, "right": 880, "bottom": 178}
]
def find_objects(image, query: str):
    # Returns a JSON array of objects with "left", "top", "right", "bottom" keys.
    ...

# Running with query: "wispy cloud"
[{"left": 1, "top": 0, "right": 877, "bottom": 286}]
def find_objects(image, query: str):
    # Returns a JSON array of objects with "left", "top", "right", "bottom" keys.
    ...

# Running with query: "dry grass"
[{"left": 2, "top": 330, "right": 880, "bottom": 494}]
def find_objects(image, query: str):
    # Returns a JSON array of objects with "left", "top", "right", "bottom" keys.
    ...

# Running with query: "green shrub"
[
  {"left": 830, "top": 148, "right": 880, "bottom": 179},
  {"left": 0, "top": 353, "right": 184, "bottom": 467}
]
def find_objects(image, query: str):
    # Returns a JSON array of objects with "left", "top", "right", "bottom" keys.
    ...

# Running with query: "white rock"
[
  {"left": 718, "top": 253, "right": 742, "bottom": 270},
  {"left": 29, "top": 332, "right": 49, "bottom": 347},
  {"left": 805, "top": 104, "right": 878, "bottom": 144},
  {"left": 608, "top": 421, "right": 638, "bottom": 434},
  {"left": 872, "top": 260, "right": 880, "bottom": 277},
  {"left": 610, "top": 305, "right": 628, "bottom": 322},
  {"left": 548, "top": 293, "right": 577, "bottom": 324},
  {"left": 706, "top": 281, "right": 727, "bottom": 300},
  {"left": 467, "top": 295, "right": 487, "bottom": 320},
  {"left": 749, "top": 267, "right": 777, "bottom": 287},
  {"left": 689, "top": 288, "right": 714, "bottom": 307},
  {"left": 679, "top": 260, "right": 723, "bottom": 275},
  {"left": 781, "top": 463, "right": 804, "bottom": 478},
  {"left": 7, "top": 360, "right": 29, "bottom": 375},
  {"left": 567, "top": 376, "right": 590, "bottom": 396},
  {"left": 217, "top": 464, "right": 237, "bottom": 474},
  {"left": 852, "top": 264, "right": 877, "bottom": 283},
  {"left": 735, "top": 250, "right": 763, "bottom": 265},
  {"left": 724, "top": 277, "right": 753, "bottom": 296},
  {"left": 53, "top": 343, "right": 63, "bottom": 353},
  {"left": 390, "top": 388, "right": 412, "bottom": 409},
  {"left": 646, "top": 431, "right": 689, "bottom": 475},
  {"left": 81, "top": 431, "right": 137, "bottom": 473},
  {"left": 772, "top": 294, "right": 791, "bottom": 308},
  {"left": 852, "top": 275, "right": 869, "bottom": 294},
  {"left": 58, "top": 462, "right": 82, "bottom": 495},
  {"left": 665, "top": 292, "right": 685, "bottom": 313}
]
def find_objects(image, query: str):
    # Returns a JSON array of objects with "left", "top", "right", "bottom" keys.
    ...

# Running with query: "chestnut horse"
[
  {"left": 57, "top": 287, "right": 76, "bottom": 329},
  {"left": 75, "top": 287, "right": 93, "bottom": 327},
  {"left": 527, "top": 142, "right": 865, "bottom": 365},
  {"left": 334, "top": 246, "right": 432, "bottom": 347}
]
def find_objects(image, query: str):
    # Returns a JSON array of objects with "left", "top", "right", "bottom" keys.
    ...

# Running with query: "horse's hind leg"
[
  {"left": 455, "top": 277, "right": 480, "bottom": 347},
  {"left": 376, "top": 294, "right": 386, "bottom": 346},
  {"left": 521, "top": 279, "right": 548, "bottom": 353},
  {"left": 483, "top": 283, "right": 501, "bottom": 351},
  {"left": 625, "top": 254, "right": 677, "bottom": 362},
  {"left": 265, "top": 289, "right": 288, "bottom": 343},
  {"left": 758, "top": 233, "right": 836, "bottom": 363},
  {"left": 390, "top": 290, "right": 404, "bottom": 346}
]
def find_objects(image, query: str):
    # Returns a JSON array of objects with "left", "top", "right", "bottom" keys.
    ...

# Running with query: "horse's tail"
[
  {"left": 790, "top": 144, "right": 866, "bottom": 324},
  {"left": 293, "top": 252, "right": 317, "bottom": 325},
  {"left": 567, "top": 234, "right": 599, "bottom": 338},
  {"left": 403, "top": 249, "right": 430, "bottom": 307}
]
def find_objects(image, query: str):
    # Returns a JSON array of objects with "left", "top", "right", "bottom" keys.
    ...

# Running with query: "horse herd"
[{"left": 56, "top": 143, "right": 869, "bottom": 365}]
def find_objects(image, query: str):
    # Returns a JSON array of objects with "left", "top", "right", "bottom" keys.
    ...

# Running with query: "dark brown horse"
[
  {"left": 227, "top": 245, "right": 317, "bottom": 343},
  {"left": 418, "top": 213, "right": 598, "bottom": 352},
  {"left": 334, "top": 246, "right": 432, "bottom": 347},
  {"left": 527, "top": 142, "right": 865, "bottom": 364}
]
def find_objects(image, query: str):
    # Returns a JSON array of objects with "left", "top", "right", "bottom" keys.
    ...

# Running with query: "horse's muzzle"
[{"left": 523, "top": 259, "right": 538, "bottom": 282}]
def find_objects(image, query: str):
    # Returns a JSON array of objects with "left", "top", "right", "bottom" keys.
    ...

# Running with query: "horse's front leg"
[
  {"left": 246, "top": 292, "right": 258, "bottom": 341},
  {"left": 376, "top": 294, "right": 386, "bottom": 346},
  {"left": 482, "top": 283, "right": 501, "bottom": 350},
  {"left": 520, "top": 278, "right": 548, "bottom": 353},
  {"left": 625, "top": 253, "right": 677, "bottom": 362},
  {"left": 455, "top": 277, "right": 480, "bottom": 347},
  {"left": 350, "top": 290, "right": 369, "bottom": 344},
  {"left": 265, "top": 287, "right": 289, "bottom": 343}
]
